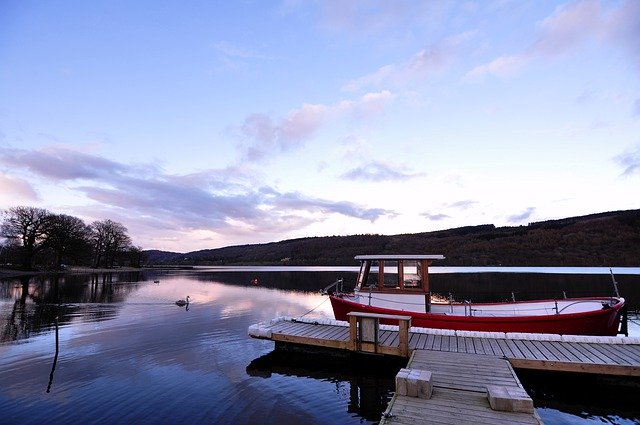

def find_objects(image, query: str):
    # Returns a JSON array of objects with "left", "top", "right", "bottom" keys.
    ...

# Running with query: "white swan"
[{"left": 175, "top": 296, "right": 190, "bottom": 307}]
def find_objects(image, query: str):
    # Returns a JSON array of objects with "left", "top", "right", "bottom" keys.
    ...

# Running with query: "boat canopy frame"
[{"left": 355, "top": 254, "right": 445, "bottom": 295}]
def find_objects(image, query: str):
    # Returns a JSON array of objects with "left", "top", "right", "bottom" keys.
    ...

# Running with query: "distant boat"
[{"left": 325, "top": 255, "right": 626, "bottom": 336}]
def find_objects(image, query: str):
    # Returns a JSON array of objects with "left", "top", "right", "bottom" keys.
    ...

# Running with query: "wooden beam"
[{"left": 509, "top": 358, "right": 640, "bottom": 377}]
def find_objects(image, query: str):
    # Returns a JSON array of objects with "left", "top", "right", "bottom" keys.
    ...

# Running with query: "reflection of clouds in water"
[
  {"left": 0, "top": 272, "right": 347, "bottom": 424},
  {"left": 132, "top": 276, "right": 336, "bottom": 320}
]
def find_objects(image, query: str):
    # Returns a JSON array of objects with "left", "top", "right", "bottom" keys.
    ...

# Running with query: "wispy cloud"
[
  {"left": 507, "top": 207, "right": 536, "bottom": 223},
  {"left": 340, "top": 160, "right": 423, "bottom": 182},
  {"left": 466, "top": 0, "right": 639, "bottom": 80},
  {"left": 445, "top": 200, "right": 478, "bottom": 210},
  {"left": 0, "top": 145, "right": 395, "bottom": 239},
  {"left": 614, "top": 145, "right": 640, "bottom": 176},
  {"left": 343, "top": 32, "right": 475, "bottom": 92},
  {"left": 269, "top": 190, "right": 394, "bottom": 222},
  {"left": 0, "top": 145, "right": 130, "bottom": 181},
  {"left": 421, "top": 212, "right": 449, "bottom": 221},
  {"left": 0, "top": 172, "right": 39, "bottom": 202},
  {"left": 234, "top": 91, "right": 394, "bottom": 162}
]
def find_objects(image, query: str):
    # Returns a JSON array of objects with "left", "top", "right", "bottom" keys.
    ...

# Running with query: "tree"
[
  {"left": 43, "top": 214, "right": 92, "bottom": 267},
  {"left": 0, "top": 206, "right": 52, "bottom": 269},
  {"left": 90, "top": 219, "right": 132, "bottom": 268}
]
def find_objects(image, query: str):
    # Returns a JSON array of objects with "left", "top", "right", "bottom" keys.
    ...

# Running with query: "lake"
[{"left": 0, "top": 268, "right": 638, "bottom": 424}]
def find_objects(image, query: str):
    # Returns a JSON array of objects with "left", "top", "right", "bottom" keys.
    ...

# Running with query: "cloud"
[
  {"left": 421, "top": 212, "right": 449, "bottom": 221},
  {"left": 270, "top": 191, "right": 394, "bottom": 222},
  {"left": 340, "top": 160, "right": 423, "bottom": 182},
  {"left": 614, "top": 145, "right": 640, "bottom": 176},
  {"left": 0, "top": 146, "right": 129, "bottom": 181},
  {"left": 466, "top": 0, "right": 639, "bottom": 80},
  {"left": 235, "top": 91, "right": 393, "bottom": 162},
  {"left": 445, "top": 200, "right": 478, "bottom": 210},
  {"left": 0, "top": 172, "right": 39, "bottom": 202},
  {"left": 0, "top": 146, "right": 395, "bottom": 244},
  {"left": 466, "top": 54, "right": 530, "bottom": 79},
  {"left": 343, "top": 32, "right": 474, "bottom": 92},
  {"left": 507, "top": 207, "right": 536, "bottom": 223}
]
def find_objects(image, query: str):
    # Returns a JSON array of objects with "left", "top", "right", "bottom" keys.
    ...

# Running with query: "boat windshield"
[{"left": 357, "top": 259, "right": 428, "bottom": 292}]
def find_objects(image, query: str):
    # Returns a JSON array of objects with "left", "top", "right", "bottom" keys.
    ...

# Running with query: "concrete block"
[
  {"left": 395, "top": 368, "right": 410, "bottom": 396},
  {"left": 396, "top": 369, "right": 433, "bottom": 399},
  {"left": 405, "top": 369, "right": 418, "bottom": 397},
  {"left": 486, "top": 385, "right": 534, "bottom": 413},
  {"left": 415, "top": 370, "right": 433, "bottom": 399}
]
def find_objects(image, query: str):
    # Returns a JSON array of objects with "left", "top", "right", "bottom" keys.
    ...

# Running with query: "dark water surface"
[{"left": 0, "top": 269, "right": 638, "bottom": 424}]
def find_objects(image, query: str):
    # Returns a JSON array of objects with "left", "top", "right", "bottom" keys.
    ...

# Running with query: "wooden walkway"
[
  {"left": 249, "top": 316, "right": 639, "bottom": 424},
  {"left": 380, "top": 350, "right": 541, "bottom": 424},
  {"left": 249, "top": 317, "right": 640, "bottom": 376}
]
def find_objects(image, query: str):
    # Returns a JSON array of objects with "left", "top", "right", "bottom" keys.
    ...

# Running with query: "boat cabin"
[{"left": 355, "top": 255, "right": 445, "bottom": 294}]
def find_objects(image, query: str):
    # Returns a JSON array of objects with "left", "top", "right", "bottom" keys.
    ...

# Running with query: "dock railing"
[{"left": 347, "top": 312, "right": 412, "bottom": 357}]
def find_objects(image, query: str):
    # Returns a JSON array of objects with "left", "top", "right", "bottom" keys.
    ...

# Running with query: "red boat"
[{"left": 327, "top": 255, "right": 626, "bottom": 336}]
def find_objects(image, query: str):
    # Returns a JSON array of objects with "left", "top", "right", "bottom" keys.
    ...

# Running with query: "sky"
[{"left": 0, "top": 0, "right": 639, "bottom": 253}]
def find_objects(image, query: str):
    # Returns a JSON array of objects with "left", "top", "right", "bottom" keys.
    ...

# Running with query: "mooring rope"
[{"left": 297, "top": 296, "right": 330, "bottom": 319}]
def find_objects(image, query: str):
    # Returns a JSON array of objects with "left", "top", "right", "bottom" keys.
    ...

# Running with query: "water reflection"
[
  {"left": 247, "top": 349, "right": 404, "bottom": 422},
  {"left": 0, "top": 269, "right": 638, "bottom": 425}
]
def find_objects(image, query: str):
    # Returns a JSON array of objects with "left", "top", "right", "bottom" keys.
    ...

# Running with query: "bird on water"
[{"left": 175, "top": 296, "right": 190, "bottom": 307}]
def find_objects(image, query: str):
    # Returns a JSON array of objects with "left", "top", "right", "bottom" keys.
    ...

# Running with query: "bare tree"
[
  {"left": 90, "top": 219, "right": 132, "bottom": 268},
  {"left": 44, "top": 214, "right": 92, "bottom": 268},
  {"left": 0, "top": 206, "right": 53, "bottom": 269}
]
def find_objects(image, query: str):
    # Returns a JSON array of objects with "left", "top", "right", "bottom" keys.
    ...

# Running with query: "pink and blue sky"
[{"left": 1, "top": 1, "right": 639, "bottom": 252}]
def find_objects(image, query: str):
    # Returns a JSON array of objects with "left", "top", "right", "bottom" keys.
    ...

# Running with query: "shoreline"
[{"left": 0, "top": 266, "right": 161, "bottom": 278}]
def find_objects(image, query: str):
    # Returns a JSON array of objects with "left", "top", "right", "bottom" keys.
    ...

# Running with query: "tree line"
[
  {"left": 0, "top": 206, "right": 144, "bottom": 270},
  {"left": 146, "top": 209, "right": 640, "bottom": 267}
]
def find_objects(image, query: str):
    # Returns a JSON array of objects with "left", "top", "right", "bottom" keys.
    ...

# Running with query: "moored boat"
[{"left": 326, "top": 255, "right": 626, "bottom": 336}]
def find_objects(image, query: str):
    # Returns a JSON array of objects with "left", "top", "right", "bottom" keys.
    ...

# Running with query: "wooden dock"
[
  {"left": 380, "top": 350, "right": 542, "bottom": 424},
  {"left": 249, "top": 315, "right": 639, "bottom": 423},
  {"left": 249, "top": 316, "right": 640, "bottom": 377}
]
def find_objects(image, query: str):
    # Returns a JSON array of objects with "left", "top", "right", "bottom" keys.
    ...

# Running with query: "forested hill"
[{"left": 145, "top": 209, "right": 640, "bottom": 267}]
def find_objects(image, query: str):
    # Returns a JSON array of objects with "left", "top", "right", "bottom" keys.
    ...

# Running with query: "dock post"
[{"left": 399, "top": 317, "right": 411, "bottom": 357}]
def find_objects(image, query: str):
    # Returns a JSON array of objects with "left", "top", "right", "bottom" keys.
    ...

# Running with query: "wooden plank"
[
  {"left": 595, "top": 343, "right": 636, "bottom": 365},
  {"left": 487, "top": 337, "right": 501, "bottom": 356},
  {"left": 504, "top": 339, "right": 525, "bottom": 358},
  {"left": 424, "top": 334, "right": 435, "bottom": 350},
  {"left": 549, "top": 341, "right": 583, "bottom": 362},
  {"left": 529, "top": 340, "right": 555, "bottom": 361},
  {"left": 536, "top": 341, "right": 566, "bottom": 361},
  {"left": 440, "top": 334, "right": 450, "bottom": 352},
  {"left": 433, "top": 334, "right": 443, "bottom": 351},
  {"left": 508, "top": 358, "right": 640, "bottom": 377},
  {"left": 613, "top": 345, "right": 640, "bottom": 363},
  {"left": 496, "top": 339, "right": 514, "bottom": 358},
  {"left": 416, "top": 333, "right": 429, "bottom": 350},
  {"left": 408, "top": 332, "right": 420, "bottom": 349}
]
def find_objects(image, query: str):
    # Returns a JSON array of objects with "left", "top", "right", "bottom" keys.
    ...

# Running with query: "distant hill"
[{"left": 144, "top": 209, "right": 640, "bottom": 267}]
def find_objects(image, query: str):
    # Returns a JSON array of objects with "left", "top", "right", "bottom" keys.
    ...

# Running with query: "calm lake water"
[{"left": 0, "top": 268, "right": 638, "bottom": 424}]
